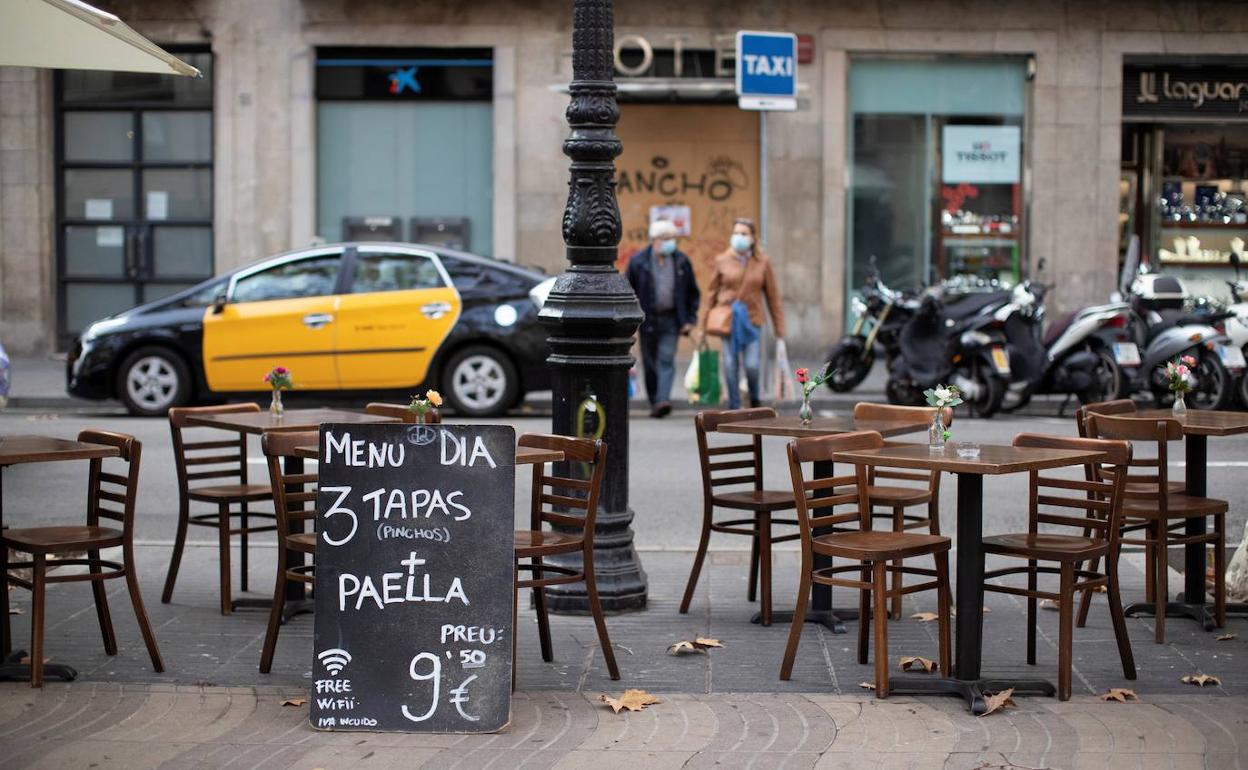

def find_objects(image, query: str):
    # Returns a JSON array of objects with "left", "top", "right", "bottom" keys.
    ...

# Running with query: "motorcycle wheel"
[
  {"left": 825, "top": 340, "right": 875, "bottom": 393},
  {"left": 1078, "top": 348, "right": 1123, "bottom": 405},
  {"left": 1189, "top": 352, "right": 1234, "bottom": 411},
  {"left": 965, "top": 359, "right": 1005, "bottom": 418}
]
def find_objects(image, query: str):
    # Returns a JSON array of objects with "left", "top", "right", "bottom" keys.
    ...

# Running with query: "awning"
[{"left": 0, "top": 0, "right": 200, "bottom": 77}]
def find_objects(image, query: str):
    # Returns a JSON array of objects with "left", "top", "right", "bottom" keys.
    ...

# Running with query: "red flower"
[{"left": 796, "top": 367, "right": 809, "bottom": 383}]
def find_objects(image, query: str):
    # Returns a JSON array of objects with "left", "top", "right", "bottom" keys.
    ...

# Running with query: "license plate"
[
  {"left": 1216, "top": 343, "right": 1247, "bottom": 370},
  {"left": 1112, "top": 342, "right": 1141, "bottom": 367},
  {"left": 990, "top": 346, "right": 1011, "bottom": 375}
]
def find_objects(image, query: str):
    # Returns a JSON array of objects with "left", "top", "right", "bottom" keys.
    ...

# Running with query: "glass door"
[{"left": 55, "top": 51, "right": 214, "bottom": 345}]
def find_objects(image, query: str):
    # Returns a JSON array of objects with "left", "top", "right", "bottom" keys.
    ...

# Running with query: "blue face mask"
[
  {"left": 730, "top": 233, "right": 753, "bottom": 254},
  {"left": 658, "top": 238, "right": 677, "bottom": 255}
]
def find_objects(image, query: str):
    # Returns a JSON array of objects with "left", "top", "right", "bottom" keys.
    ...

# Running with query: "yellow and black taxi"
[{"left": 68, "top": 243, "right": 557, "bottom": 417}]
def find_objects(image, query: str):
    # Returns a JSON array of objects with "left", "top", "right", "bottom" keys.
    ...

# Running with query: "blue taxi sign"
[{"left": 735, "top": 30, "right": 797, "bottom": 111}]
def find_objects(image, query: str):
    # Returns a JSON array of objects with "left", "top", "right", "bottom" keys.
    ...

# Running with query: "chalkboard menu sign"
[{"left": 311, "top": 423, "right": 516, "bottom": 733}]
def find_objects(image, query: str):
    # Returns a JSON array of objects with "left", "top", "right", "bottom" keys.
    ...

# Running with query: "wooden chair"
[
  {"left": 514, "top": 433, "right": 619, "bottom": 682},
  {"left": 164, "top": 404, "right": 276, "bottom": 614},
  {"left": 679, "top": 408, "right": 799, "bottom": 626},
  {"left": 0, "top": 430, "right": 163, "bottom": 687},
  {"left": 258, "top": 430, "right": 319, "bottom": 673},
  {"left": 1075, "top": 400, "right": 1184, "bottom": 494},
  {"left": 781, "top": 431, "right": 951, "bottom": 696},
  {"left": 852, "top": 402, "right": 950, "bottom": 618},
  {"left": 1085, "top": 413, "right": 1227, "bottom": 643},
  {"left": 982, "top": 434, "right": 1136, "bottom": 701},
  {"left": 365, "top": 402, "right": 441, "bottom": 423}
]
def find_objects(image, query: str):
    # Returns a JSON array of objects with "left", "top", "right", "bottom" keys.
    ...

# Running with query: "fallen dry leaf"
[
  {"left": 1091, "top": 584, "right": 1108, "bottom": 593},
  {"left": 667, "top": 638, "right": 723, "bottom": 655},
  {"left": 280, "top": 698, "right": 306, "bottom": 707},
  {"left": 857, "top": 681, "right": 875, "bottom": 691},
  {"left": 1215, "top": 633, "right": 1236, "bottom": 642},
  {"left": 1099, "top": 688, "right": 1137, "bottom": 703},
  {"left": 694, "top": 638, "right": 723, "bottom": 649},
  {"left": 8, "top": 607, "right": 24, "bottom": 615},
  {"left": 978, "top": 688, "right": 1018, "bottom": 717},
  {"left": 1181, "top": 674, "right": 1221, "bottom": 687},
  {"left": 600, "top": 689, "right": 661, "bottom": 714},
  {"left": 910, "top": 612, "right": 939, "bottom": 623},
  {"left": 1040, "top": 599, "right": 1060, "bottom": 612},
  {"left": 898, "top": 655, "right": 938, "bottom": 673}
]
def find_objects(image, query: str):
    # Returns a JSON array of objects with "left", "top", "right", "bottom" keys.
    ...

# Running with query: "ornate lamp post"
[{"left": 539, "top": 0, "right": 647, "bottom": 613}]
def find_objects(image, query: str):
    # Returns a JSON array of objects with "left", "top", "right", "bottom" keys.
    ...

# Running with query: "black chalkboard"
[{"left": 311, "top": 423, "right": 516, "bottom": 733}]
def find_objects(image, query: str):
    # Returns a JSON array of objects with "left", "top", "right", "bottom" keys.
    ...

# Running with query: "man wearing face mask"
[{"left": 626, "top": 219, "right": 701, "bottom": 417}]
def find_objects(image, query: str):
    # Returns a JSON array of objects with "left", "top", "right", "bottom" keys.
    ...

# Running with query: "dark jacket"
[{"left": 626, "top": 245, "right": 701, "bottom": 333}]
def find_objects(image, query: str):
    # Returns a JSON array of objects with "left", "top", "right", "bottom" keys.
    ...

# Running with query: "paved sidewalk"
[{"left": 0, "top": 684, "right": 1243, "bottom": 769}]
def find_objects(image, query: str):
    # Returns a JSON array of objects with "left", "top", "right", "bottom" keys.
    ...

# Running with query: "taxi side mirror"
[{"left": 211, "top": 290, "right": 228, "bottom": 314}]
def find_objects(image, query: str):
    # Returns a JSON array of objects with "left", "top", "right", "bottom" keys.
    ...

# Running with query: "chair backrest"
[
  {"left": 81, "top": 429, "right": 141, "bottom": 536},
  {"left": 169, "top": 403, "right": 258, "bottom": 496},
  {"left": 1074, "top": 399, "right": 1136, "bottom": 438},
  {"left": 261, "top": 430, "right": 320, "bottom": 537},
  {"left": 1084, "top": 412, "right": 1182, "bottom": 510},
  {"left": 852, "top": 402, "right": 947, "bottom": 491},
  {"left": 1012, "top": 433, "right": 1132, "bottom": 549},
  {"left": 366, "top": 402, "right": 441, "bottom": 424},
  {"left": 694, "top": 407, "right": 773, "bottom": 500},
  {"left": 518, "top": 433, "right": 606, "bottom": 539},
  {"left": 785, "top": 431, "right": 880, "bottom": 551}
]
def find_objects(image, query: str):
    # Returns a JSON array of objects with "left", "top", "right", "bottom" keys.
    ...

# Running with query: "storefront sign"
[
  {"left": 311, "top": 423, "right": 515, "bottom": 733},
  {"left": 316, "top": 48, "right": 493, "bottom": 102},
  {"left": 735, "top": 30, "right": 798, "bottom": 111},
  {"left": 613, "top": 34, "right": 735, "bottom": 79},
  {"left": 941, "top": 125, "right": 1020, "bottom": 184},
  {"left": 1124, "top": 64, "right": 1248, "bottom": 119}
]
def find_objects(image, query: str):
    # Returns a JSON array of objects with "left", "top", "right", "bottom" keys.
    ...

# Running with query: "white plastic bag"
[
  {"left": 684, "top": 354, "right": 700, "bottom": 403},
  {"left": 773, "top": 339, "right": 795, "bottom": 401}
]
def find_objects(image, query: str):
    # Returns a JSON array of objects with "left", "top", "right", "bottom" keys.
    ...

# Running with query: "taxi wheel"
[
  {"left": 442, "top": 345, "right": 518, "bottom": 417},
  {"left": 117, "top": 346, "right": 191, "bottom": 416}
]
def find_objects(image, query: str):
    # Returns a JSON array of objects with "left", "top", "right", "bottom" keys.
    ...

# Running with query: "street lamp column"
[{"left": 538, "top": 0, "right": 647, "bottom": 613}]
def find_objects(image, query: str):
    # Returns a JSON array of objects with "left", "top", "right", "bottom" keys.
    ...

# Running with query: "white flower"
[{"left": 934, "top": 387, "right": 953, "bottom": 402}]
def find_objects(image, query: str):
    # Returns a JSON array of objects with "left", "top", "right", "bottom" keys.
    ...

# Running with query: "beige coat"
[{"left": 698, "top": 248, "right": 786, "bottom": 338}]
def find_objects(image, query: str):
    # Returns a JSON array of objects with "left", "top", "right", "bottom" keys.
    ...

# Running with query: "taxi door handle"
[
  {"left": 421, "top": 302, "right": 452, "bottom": 320},
  {"left": 302, "top": 312, "right": 333, "bottom": 329}
]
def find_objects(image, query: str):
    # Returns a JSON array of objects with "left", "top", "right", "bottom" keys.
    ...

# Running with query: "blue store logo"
[{"left": 388, "top": 66, "right": 421, "bottom": 95}]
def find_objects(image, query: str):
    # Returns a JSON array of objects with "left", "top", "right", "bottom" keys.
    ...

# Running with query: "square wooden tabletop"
[
  {"left": 1134, "top": 409, "right": 1248, "bottom": 436},
  {"left": 832, "top": 443, "right": 1107, "bottom": 475},
  {"left": 184, "top": 408, "right": 398, "bottom": 435},
  {"left": 716, "top": 414, "right": 929, "bottom": 439},
  {"left": 0, "top": 435, "right": 121, "bottom": 466},
  {"left": 294, "top": 442, "right": 563, "bottom": 466}
]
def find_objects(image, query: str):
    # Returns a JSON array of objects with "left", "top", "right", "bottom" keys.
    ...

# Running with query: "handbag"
[
  {"left": 696, "top": 345, "right": 722, "bottom": 405},
  {"left": 705, "top": 304, "right": 733, "bottom": 337}
]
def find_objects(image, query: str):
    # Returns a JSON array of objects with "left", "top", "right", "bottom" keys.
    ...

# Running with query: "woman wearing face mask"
[{"left": 698, "top": 218, "right": 786, "bottom": 409}]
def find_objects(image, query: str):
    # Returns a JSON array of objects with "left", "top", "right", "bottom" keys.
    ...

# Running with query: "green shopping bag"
[{"left": 697, "top": 346, "right": 721, "bottom": 406}]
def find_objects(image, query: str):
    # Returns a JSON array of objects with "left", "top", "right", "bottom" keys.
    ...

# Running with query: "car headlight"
[
  {"left": 81, "top": 317, "right": 127, "bottom": 342},
  {"left": 529, "top": 277, "right": 557, "bottom": 309}
]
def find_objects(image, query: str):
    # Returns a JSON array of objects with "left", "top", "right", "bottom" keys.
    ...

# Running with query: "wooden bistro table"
[
  {"left": 0, "top": 435, "right": 121, "bottom": 683},
  {"left": 183, "top": 408, "right": 398, "bottom": 613},
  {"left": 1134, "top": 409, "right": 1248, "bottom": 625},
  {"left": 715, "top": 415, "right": 929, "bottom": 633},
  {"left": 833, "top": 442, "right": 1107, "bottom": 714}
]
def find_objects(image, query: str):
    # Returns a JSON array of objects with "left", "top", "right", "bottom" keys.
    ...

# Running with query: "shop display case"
[
  {"left": 1155, "top": 179, "right": 1248, "bottom": 267},
  {"left": 939, "top": 182, "right": 1022, "bottom": 285}
]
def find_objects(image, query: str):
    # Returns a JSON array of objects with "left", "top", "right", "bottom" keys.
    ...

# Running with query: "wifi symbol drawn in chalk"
[{"left": 318, "top": 648, "right": 352, "bottom": 675}]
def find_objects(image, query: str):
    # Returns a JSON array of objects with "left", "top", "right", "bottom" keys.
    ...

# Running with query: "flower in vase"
[
  {"left": 408, "top": 389, "right": 442, "bottom": 420},
  {"left": 264, "top": 366, "right": 293, "bottom": 391}
]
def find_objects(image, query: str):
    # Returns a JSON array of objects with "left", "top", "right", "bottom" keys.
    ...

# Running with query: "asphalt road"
[{"left": 3, "top": 405, "right": 1246, "bottom": 556}]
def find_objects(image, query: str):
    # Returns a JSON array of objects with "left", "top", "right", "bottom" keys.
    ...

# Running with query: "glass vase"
[
  {"left": 928, "top": 409, "right": 946, "bottom": 452},
  {"left": 798, "top": 392, "right": 813, "bottom": 425},
  {"left": 414, "top": 410, "right": 427, "bottom": 425},
  {"left": 1172, "top": 391, "right": 1187, "bottom": 416},
  {"left": 269, "top": 389, "right": 284, "bottom": 417}
]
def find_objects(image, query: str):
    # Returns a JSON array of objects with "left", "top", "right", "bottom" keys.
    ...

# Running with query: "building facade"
[{"left": 2, "top": 0, "right": 1247, "bottom": 357}]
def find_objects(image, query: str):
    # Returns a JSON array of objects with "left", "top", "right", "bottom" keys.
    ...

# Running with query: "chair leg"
[
  {"left": 758, "top": 512, "right": 772, "bottom": 626},
  {"left": 259, "top": 547, "right": 288, "bottom": 674},
  {"left": 532, "top": 558, "right": 553, "bottom": 663},
  {"left": 1213, "top": 514, "right": 1226, "bottom": 628},
  {"left": 890, "top": 506, "right": 903, "bottom": 620},
  {"left": 217, "top": 503, "right": 232, "bottom": 616},
  {"left": 1143, "top": 536, "right": 1156, "bottom": 604},
  {"left": 240, "top": 503, "right": 249, "bottom": 593},
  {"left": 872, "top": 561, "right": 889, "bottom": 698},
  {"left": 680, "top": 503, "right": 712, "bottom": 614},
  {"left": 780, "top": 564, "right": 812, "bottom": 681},
  {"left": 1075, "top": 554, "right": 1100, "bottom": 629},
  {"left": 30, "top": 554, "right": 46, "bottom": 688},
  {"left": 1057, "top": 562, "right": 1074, "bottom": 700},
  {"left": 123, "top": 543, "right": 164, "bottom": 673},
  {"left": 857, "top": 565, "right": 870, "bottom": 666},
  {"left": 1154, "top": 523, "right": 1168, "bottom": 645},
  {"left": 161, "top": 498, "right": 190, "bottom": 604},
  {"left": 747, "top": 517, "right": 760, "bottom": 604},
  {"left": 1, "top": 545, "right": 11, "bottom": 658},
  {"left": 935, "top": 551, "right": 951, "bottom": 678},
  {"left": 583, "top": 547, "right": 619, "bottom": 681},
  {"left": 88, "top": 548, "right": 117, "bottom": 656},
  {"left": 1106, "top": 556, "right": 1136, "bottom": 680},
  {"left": 1026, "top": 559, "right": 1037, "bottom": 666}
]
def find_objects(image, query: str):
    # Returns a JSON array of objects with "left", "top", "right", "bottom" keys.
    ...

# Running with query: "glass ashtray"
[{"left": 953, "top": 441, "right": 981, "bottom": 459}]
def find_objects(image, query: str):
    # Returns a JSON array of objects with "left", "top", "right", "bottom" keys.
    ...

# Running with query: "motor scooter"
[
  {"left": 824, "top": 259, "right": 918, "bottom": 392},
  {"left": 1223, "top": 250, "right": 1248, "bottom": 406}
]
